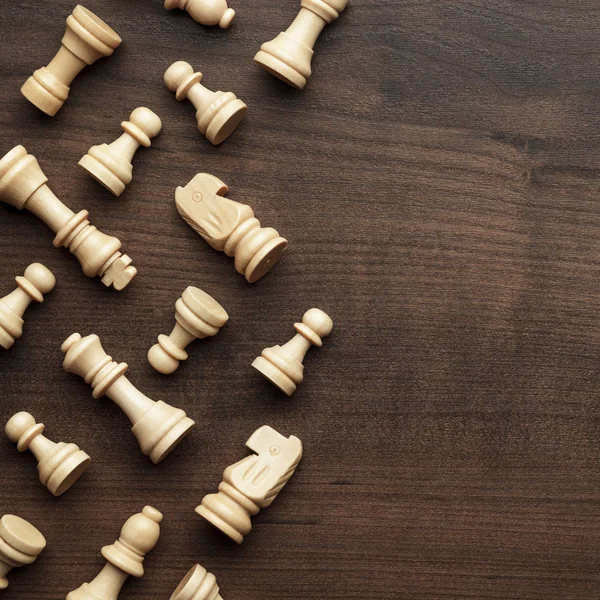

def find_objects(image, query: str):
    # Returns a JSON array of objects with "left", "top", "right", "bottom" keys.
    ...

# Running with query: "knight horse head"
[{"left": 175, "top": 173, "right": 255, "bottom": 251}]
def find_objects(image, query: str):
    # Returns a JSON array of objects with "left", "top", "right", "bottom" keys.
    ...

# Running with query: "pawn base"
[
  {"left": 78, "top": 152, "right": 128, "bottom": 197},
  {"left": 204, "top": 98, "right": 247, "bottom": 145},
  {"left": 252, "top": 355, "right": 297, "bottom": 396},
  {"left": 46, "top": 449, "right": 91, "bottom": 496}
]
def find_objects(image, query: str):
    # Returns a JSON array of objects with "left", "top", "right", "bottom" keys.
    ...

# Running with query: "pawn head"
[
  {"left": 148, "top": 342, "right": 181, "bottom": 375},
  {"left": 164, "top": 61, "right": 198, "bottom": 92},
  {"left": 24, "top": 263, "right": 56, "bottom": 296},
  {"left": 219, "top": 7, "right": 235, "bottom": 28},
  {"left": 302, "top": 308, "right": 333, "bottom": 338},
  {"left": 129, "top": 107, "right": 162, "bottom": 139},
  {"left": 5, "top": 411, "right": 37, "bottom": 444}
]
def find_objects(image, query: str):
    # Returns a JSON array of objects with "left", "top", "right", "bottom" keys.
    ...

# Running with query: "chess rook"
[
  {"left": 175, "top": 174, "right": 288, "bottom": 283},
  {"left": 148, "top": 287, "right": 229, "bottom": 374},
  {"left": 0, "top": 263, "right": 55, "bottom": 350},
  {"left": 254, "top": 0, "right": 348, "bottom": 89},
  {"left": 252, "top": 308, "right": 333, "bottom": 396},
  {"left": 170, "top": 564, "right": 223, "bottom": 600},
  {"left": 21, "top": 5, "right": 121, "bottom": 116},
  {"left": 5, "top": 412, "right": 91, "bottom": 496},
  {"left": 0, "top": 515, "right": 46, "bottom": 591},
  {"left": 164, "top": 61, "right": 247, "bottom": 145},
  {"left": 62, "top": 333, "right": 195, "bottom": 463},
  {"left": 196, "top": 425, "right": 302, "bottom": 544},
  {"left": 165, "top": 0, "right": 235, "bottom": 28},
  {"left": 0, "top": 146, "right": 137, "bottom": 290},
  {"left": 67, "top": 506, "right": 162, "bottom": 600}
]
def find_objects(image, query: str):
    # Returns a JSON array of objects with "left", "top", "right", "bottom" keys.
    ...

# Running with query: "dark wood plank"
[{"left": 2, "top": 1, "right": 600, "bottom": 599}]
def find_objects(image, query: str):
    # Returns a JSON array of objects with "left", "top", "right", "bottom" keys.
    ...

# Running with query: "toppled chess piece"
[
  {"left": 21, "top": 5, "right": 121, "bottom": 116},
  {"left": 79, "top": 107, "right": 162, "bottom": 197},
  {"left": 254, "top": 0, "right": 348, "bottom": 89},
  {"left": 196, "top": 425, "right": 303, "bottom": 543},
  {"left": 62, "top": 333, "right": 195, "bottom": 463},
  {"left": 148, "top": 286, "right": 229, "bottom": 374},
  {"left": 0, "top": 263, "right": 56, "bottom": 350},
  {"left": 164, "top": 0, "right": 235, "bottom": 28},
  {"left": 5, "top": 412, "right": 91, "bottom": 496},
  {"left": 175, "top": 173, "right": 288, "bottom": 283},
  {"left": 66, "top": 506, "right": 162, "bottom": 600},
  {"left": 164, "top": 61, "right": 247, "bottom": 145},
  {"left": 0, "top": 514, "right": 46, "bottom": 591},
  {"left": 170, "top": 564, "right": 223, "bottom": 600},
  {"left": 0, "top": 146, "right": 137, "bottom": 290},
  {"left": 252, "top": 308, "right": 333, "bottom": 395}
]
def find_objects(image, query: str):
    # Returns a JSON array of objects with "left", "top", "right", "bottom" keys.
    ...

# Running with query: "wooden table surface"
[{"left": 2, "top": 1, "right": 600, "bottom": 599}]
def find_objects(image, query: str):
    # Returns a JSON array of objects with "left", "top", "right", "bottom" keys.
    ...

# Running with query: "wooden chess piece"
[
  {"left": 66, "top": 506, "right": 162, "bottom": 600},
  {"left": 62, "top": 333, "right": 195, "bottom": 463},
  {"left": 175, "top": 174, "right": 288, "bottom": 283},
  {"left": 21, "top": 5, "right": 122, "bottom": 116},
  {"left": 5, "top": 412, "right": 90, "bottom": 497},
  {"left": 170, "top": 564, "right": 223, "bottom": 600},
  {"left": 0, "top": 146, "right": 137, "bottom": 290},
  {"left": 0, "top": 263, "right": 56, "bottom": 350},
  {"left": 164, "top": 61, "right": 247, "bottom": 145},
  {"left": 79, "top": 107, "right": 162, "bottom": 197},
  {"left": 148, "top": 287, "right": 229, "bottom": 374},
  {"left": 0, "top": 514, "right": 46, "bottom": 591},
  {"left": 164, "top": 0, "right": 235, "bottom": 28},
  {"left": 252, "top": 308, "right": 333, "bottom": 396},
  {"left": 196, "top": 425, "right": 302, "bottom": 544},
  {"left": 253, "top": 0, "right": 348, "bottom": 89}
]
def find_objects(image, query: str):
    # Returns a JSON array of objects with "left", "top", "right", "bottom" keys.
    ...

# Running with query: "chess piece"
[
  {"left": 0, "top": 514, "right": 46, "bottom": 591},
  {"left": 79, "top": 108, "right": 162, "bottom": 197},
  {"left": 148, "top": 287, "right": 228, "bottom": 374},
  {"left": 170, "top": 564, "right": 223, "bottom": 600},
  {"left": 164, "top": 0, "right": 235, "bottom": 28},
  {"left": 253, "top": 0, "right": 348, "bottom": 89},
  {"left": 175, "top": 174, "right": 287, "bottom": 283},
  {"left": 196, "top": 425, "right": 302, "bottom": 544},
  {"left": 66, "top": 506, "right": 162, "bottom": 600},
  {"left": 62, "top": 333, "right": 195, "bottom": 463},
  {"left": 5, "top": 412, "right": 91, "bottom": 496},
  {"left": 0, "top": 263, "right": 56, "bottom": 350},
  {"left": 21, "top": 5, "right": 121, "bottom": 116},
  {"left": 164, "top": 61, "right": 247, "bottom": 145},
  {"left": 252, "top": 308, "right": 333, "bottom": 396},
  {"left": 0, "top": 146, "right": 137, "bottom": 290}
]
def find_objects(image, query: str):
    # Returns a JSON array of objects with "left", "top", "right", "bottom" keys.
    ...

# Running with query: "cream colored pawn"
[
  {"left": 196, "top": 425, "right": 302, "bottom": 544},
  {"left": 170, "top": 564, "right": 223, "bottom": 600},
  {"left": 165, "top": 0, "right": 235, "bottom": 28},
  {"left": 0, "top": 146, "right": 136, "bottom": 290},
  {"left": 0, "top": 263, "right": 55, "bottom": 350},
  {"left": 148, "top": 287, "right": 228, "bottom": 374},
  {"left": 5, "top": 412, "right": 90, "bottom": 497},
  {"left": 21, "top": 5, "right": 121, "bottom": 116},
  {"left": 0, "top": 515, "right": 46, "bottom": 592},
  {"left": 254, "top": 0, "right": 348, "bottom": 89},
  {"left": 62, "top": 333, "right": 195, "bottom": 463},
  {"left": 79, "top": 108, "right": 162, "bottom": 197},
  {"left": 176, "top": 174, "right": 288, "bottom": 283},
  {"left": 67, "top": 506, "right": 162, "bottom": 600},
  {"left": 164, "top": 61, "right": 247, "bottom": 145},
  {"left": 252, "top": 308, "right": 333, "bottom": 396}
]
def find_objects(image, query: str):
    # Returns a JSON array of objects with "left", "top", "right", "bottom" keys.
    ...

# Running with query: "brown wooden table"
[{"left": 2, "top": 1, "right": 600, "bottom": 599}]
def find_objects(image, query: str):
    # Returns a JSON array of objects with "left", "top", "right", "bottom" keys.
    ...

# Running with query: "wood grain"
[{"left": 1, "top": 1, "right": 600, "bottom": 599}]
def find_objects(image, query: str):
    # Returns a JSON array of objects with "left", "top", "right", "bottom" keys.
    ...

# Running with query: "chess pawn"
[
  {"left": 0, "top": 515, "right": 46, "bottom": 591},
  {"left": 67, "top": 506, "right": 162, "bottom": 600},
  {"left": 164, "top": 0, "right": 235, "bottom": 28},
  {"left": 164, "top": 61, "right": 247, "bottom": 145},
  {"left": 253, "top": 0, "right": 348, "bottom": 89},
  {"left": 21, "top": 5, "right": 122, "bottom": 116},
  {"left": 0, "top": 263, "right": 56, "bottom": 350},
  {"left": 252, "top": 308, "right": 333, "bottom": 396},
  {"left": 175, "top": 174, "right": 288, "bottom": 283},
  {"left": 62, "top": 333, "right": 195, "bottom": 463},
  {"left": 170, "top": 564, "right": 223, "bottom": 600},
  {"left": 5, "top": 412, "right": 91, "bottom": 496},
  {"left": 148, "top": 287, "right": 229, "bottom": 374},
  {"left": 0, "top": 146, "right": 137, "bottom": 290},
  {"left": 196, "top": 425, "right": 303, "bottom": 544},
  {"left": 79, "top": 108, "right": 163, "bottom": 197}
]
